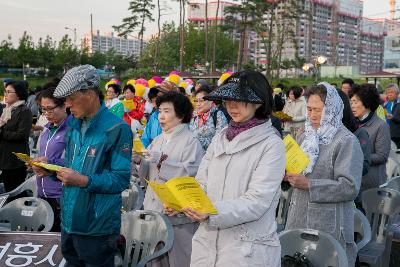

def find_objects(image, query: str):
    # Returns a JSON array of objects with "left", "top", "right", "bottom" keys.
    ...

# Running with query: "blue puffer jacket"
[
  {"left": 141, "top": 109, "right": 162, "bottom": 148},
  {"left": 62, "top": 103, "right": 133, "bottom": 236}
]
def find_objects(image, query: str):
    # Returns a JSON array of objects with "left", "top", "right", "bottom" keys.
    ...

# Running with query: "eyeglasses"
[
  {"left": 194, "top": 99, "right": 206, "bottom": 104},
  {"left": 4, "top": 90, "right": 16, "bottom": 95},
  {"left": 41, "top": 106, "right": 59, "bottom": 114}
]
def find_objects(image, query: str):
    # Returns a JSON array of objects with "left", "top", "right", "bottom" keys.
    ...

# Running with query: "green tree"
[
  {"left": 52, "top": 35, "right": 80, "bottom": 74},
  {"left": 16, "top": 31, "right": 36, "bottom": 67},
  {"left": 113, "top": 0, "right": 155, "bottom": 56},
  {"left": 0, "top": 35, "right": 16, "bottom": 67},
  {"left": 36, "top": 36, "right": 56, "bottom": 69}
]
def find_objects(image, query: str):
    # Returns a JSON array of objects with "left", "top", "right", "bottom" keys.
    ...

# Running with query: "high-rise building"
[
  {"left": 82, "top": 30, "right": 142, "bottom": 57},
  {"left": 382, "top": 19, "right": 400, "bottom": 69},
  {"left": 188, "top": 0, "right": 386, "bottom": 74}
]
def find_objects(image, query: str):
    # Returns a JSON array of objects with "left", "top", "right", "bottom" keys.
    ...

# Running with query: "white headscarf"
[{"left": 301, "top": 82, "right": 344, "bottom": 175}]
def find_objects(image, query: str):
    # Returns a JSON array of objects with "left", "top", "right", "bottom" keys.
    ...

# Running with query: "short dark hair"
[
  {"left": 5, "top": 80, "right": 29, "bottom": 101},
  {"left": 123, "top": 84, "right": 135, "bottom": 94},
  {"left": 348, "top": 83, "right": 380, "bottom": 112},
  {"left": 195, "top": 85, "right": 213, "bottom": 96},
  {"left": 304, "top": 84, "right": 327, "bottom": 103},
  {"left": 156, "top": 91, "right": 193, "bottom": 123},
  {"left": 36, "top": 87, "right": 66, "bottom": 107},
  {"left": 288, "top": 86, "right": 302, "bottom": 99},
  {"left": 178, "top": 87, "right": 186, "bottom": 95},
  {"left": 148, "top": 87, "right": 159, "bottom": 101},
  {"left": 107, "top": 83, "right": 121, "bottom": 95},
  {"left": 342, "top": 78, "right": 354, "bottom": 86},
  {"left": 276, "top": 83, "right": 285, "bottom": 90}
]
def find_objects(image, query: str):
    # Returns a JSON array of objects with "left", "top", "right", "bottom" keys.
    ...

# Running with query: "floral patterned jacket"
[{"left": 190, "top": 107, "right": 228, "bottom": 151}]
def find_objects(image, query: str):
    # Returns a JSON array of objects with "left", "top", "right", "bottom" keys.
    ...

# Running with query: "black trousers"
[
  {"left": 0, "top": 167, "right": 27, "bottom": 193},
  {"left": 42, "top": 197, "right": 61, "bottom": 232},
  {"left": 61, "top": 230, "right": 119, "bottom": 267}
]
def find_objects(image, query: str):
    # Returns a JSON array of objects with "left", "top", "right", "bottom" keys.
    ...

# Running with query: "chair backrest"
[
  {"left": 279, "top": 229, "right": 348, "bottom": 267},
  {"left": 361, "top": 188, "right": 400, "bottom": 244},
  {"left": 386, "top": 155, "right": 400, "bottom": 179},
  {"left": 0, "top": 176, "right": 37, "bottom": 199},
  {"left": 276, "top": 188, "right": 292, "bottom": 228},
  {"left": 0, "top": 197, "right": 54, "bottom": 232},
  {"left": 121, "top": 182, "right": 144, "bottom": 212},
  {"left": 354, "top": 208, "right": 372, "bottom": 251},
  {"left": 120, "top": 210, "right": 173, "bottom": 267},
  {"left": 384, "top": 176, "right": 400, "bottom": 192}
]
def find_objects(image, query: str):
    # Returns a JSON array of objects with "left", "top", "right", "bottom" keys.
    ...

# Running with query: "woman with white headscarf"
[{"left": 284, "top": 82, "right": 364, "bottom": 266}]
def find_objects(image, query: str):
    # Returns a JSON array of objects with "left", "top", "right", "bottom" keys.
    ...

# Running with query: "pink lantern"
[
  {"left": 135, "top": 78, "right": 149, "bottom": 88},
  {"left": 151, "top": 76, "right": 163, "bottom": 84}
]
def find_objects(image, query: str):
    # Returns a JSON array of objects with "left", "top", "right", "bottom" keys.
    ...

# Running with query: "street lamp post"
[
  {"left": 22, "top": 63, "right": 30, "bottom": 81},
  {"left": 65, "top": 27, "right": 77, "bottom": 46},
  {"left": 302, "top": 56, "right": 327, "bottom": 82}
]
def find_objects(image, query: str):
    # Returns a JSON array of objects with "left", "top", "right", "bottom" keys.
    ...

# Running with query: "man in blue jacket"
[{"left": 54, "top": 65, "right": 132, "bottom": 266}]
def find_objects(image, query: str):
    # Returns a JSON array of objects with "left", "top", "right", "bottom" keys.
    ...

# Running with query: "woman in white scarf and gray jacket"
[
  {"left": 182, "top": 70, "right": 286, "bottom": 267},
  {"left": 285, "top": 82, "right": 364, "bottom": 266}
]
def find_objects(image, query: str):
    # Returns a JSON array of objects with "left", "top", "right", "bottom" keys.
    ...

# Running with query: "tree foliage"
[{"left": 138, "top": 22, "right": 238, "bottom": 74}]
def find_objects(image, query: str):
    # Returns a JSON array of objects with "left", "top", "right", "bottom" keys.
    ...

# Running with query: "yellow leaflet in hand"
[
  {"left": 133, "top": 137, "right": 146, "bottom": 154},
  {"left": 283, "top": 135, "right": 310, "bottom": 174},
  {"left": 122, "top": 99, "right": 136, "bottom": 110},
  {"left": 147, "top": 176, "right": 218, "bottom": 215},
  {"left": 273, "top": 111, "right": 293, "bottom": 120},
  {"left": 32, "top": 162, "right": 63, "bottom": 172},
  {"left": 12, "top": 152, "right": 33, "bottom": 163},
  {"left": 13, "top": 152, "right": 63, "bottom": 172}
]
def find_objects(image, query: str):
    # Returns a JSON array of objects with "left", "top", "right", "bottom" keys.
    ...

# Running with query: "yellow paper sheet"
[
  {"left": 12, "top": 152, "right": 63, "bottom": 172},
  {"left": 147, "top": 176, "right": 218, "bottom": 215},
  {"left": 283, "top": 135, "right": 310, "bottom": 174},
  {"left": 122, "top": 99, "right": 136, "bottom": 110},
  {"left": 133, "top": 137, "right": 146, "bottom": 154},
  {"left": 273, "top": 111, "right": 293, "bottom": 121}
]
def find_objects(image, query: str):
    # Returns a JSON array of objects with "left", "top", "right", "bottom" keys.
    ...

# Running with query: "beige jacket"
[
  {"left": 140, "top": 124, "right": 205, "bottom": 225},
  {"left": 190, "top": 120, "right": 286, "bottom": 267},
  {"left": 283, "top": 96, "right": 307, "bottom": 132}
]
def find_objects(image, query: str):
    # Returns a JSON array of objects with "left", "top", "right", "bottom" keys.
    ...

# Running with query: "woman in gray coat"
[
  {"left": 136, "top": 92, "right": 205, "bottom": 267},
  {"left": 182, "top": 70, "right": 286, "bottom": 267},
  {"left": 285, "top": 82, "right": 364, "bottom": 267},
  {"left": 349, "top": 83, "right": 391, "bottom": 191}
]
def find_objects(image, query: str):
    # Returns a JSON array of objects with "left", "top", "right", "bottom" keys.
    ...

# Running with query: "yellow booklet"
[
  {"left": 283, "top": 135, "right": 310, "bottom": 174},
  {"left": 122, "top": 99, "right": 136, "bottom": 110},
  {"left": 147, "top": 176, "right": 218, "bottom": 215},
  {"left": 12, "top": 152, "right": 63, "bottom": 172},
  {"left": 133, "top": 136, "right": 146, "bottom": 154},
  {"left": 273, "top": 111, "right": 293, "bottom": 121}
]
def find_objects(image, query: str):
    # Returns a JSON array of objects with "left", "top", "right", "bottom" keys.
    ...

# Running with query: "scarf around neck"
[
  {"left": 226, "top": 117, "right": 267, "bottom": 141},
  {"left": 0, "top": 100, "right": 25, "bottom": 128},
  {"left": 356, "top": 111, "right": 374, "bottom": 127},
  {"left": 301, "top": 82, "right": 344, "bottom": 175}
]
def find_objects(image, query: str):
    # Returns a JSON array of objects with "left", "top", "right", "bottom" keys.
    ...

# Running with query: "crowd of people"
[{"left": 0, "top": 66, "right": 398, "bottom": 266}]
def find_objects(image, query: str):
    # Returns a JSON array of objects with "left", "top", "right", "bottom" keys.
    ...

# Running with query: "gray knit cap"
[{"left": 54, "top": 65, "right": 100, "bottom": 98}]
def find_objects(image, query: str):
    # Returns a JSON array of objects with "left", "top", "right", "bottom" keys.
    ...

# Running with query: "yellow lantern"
[
  {"left": 135, "top": 83, "right": 146, "bottom": 97},
  {"left": 169, "top": 74, "right": 181, "bottom": 85},
  {"left": 148, "top": 79, "right": 157, "bottom": 89}
]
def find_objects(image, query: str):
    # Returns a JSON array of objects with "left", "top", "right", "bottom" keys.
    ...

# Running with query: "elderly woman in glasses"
[
  {"left": 190, "top": 86, "right": 228, "bottom": 150},
  {"left": 285, "top": 83, "right": 364, "bottom": 266},
  {"left": 0, "top": 80, "right": 32, "bottom": 192}
]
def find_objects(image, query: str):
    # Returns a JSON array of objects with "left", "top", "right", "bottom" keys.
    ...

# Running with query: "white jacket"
[
  {"left": 283, "top": 96, "right": 307, "bottom": 131},
  {"left": 190, "top": 120, "right": 286, "bottom": 267}
]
